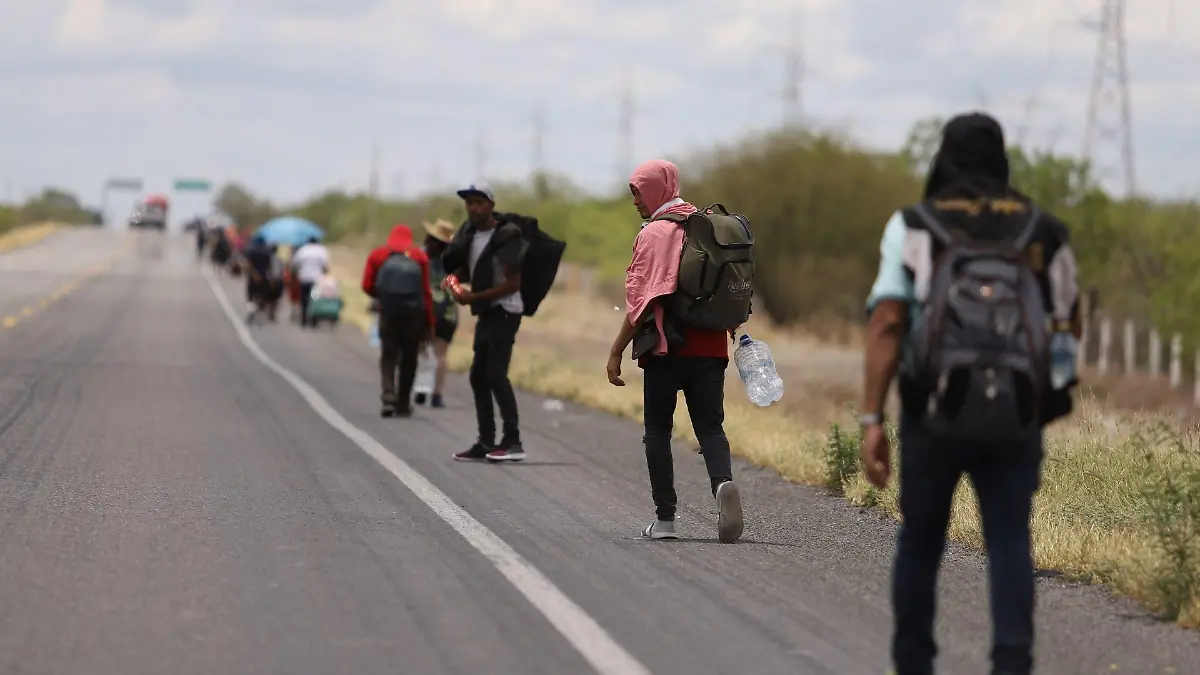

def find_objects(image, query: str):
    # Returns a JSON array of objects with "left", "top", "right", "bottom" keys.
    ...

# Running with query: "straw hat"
[{"left": 422, "top": 218, "right": 457, "bottom": 243}]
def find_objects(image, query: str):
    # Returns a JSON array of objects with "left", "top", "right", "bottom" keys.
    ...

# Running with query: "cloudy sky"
[{"left": 0, "top": 0, "right": 1195, "bottom": 218}]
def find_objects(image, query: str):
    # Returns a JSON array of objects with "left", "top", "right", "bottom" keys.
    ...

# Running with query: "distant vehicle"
[{"left": 129, "top": 194, "right": 169, "bottom": 231}]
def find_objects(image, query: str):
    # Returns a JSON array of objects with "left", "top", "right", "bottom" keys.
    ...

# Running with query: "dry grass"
[
  {"left": 330, "top": 245, "right": 1200, "bottom": 627},
  {"left": 0, "top": 222, "right": 60, "bottom": 253}
]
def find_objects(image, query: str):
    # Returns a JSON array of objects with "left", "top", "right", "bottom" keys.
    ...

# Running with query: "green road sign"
[{"left": 173, "top": 179, "right": 211, "bottom": 191}]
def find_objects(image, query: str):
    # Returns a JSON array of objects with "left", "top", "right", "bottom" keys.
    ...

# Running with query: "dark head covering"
[{"left": 923, "top": 112, "right": 1010, "bottom": 199}]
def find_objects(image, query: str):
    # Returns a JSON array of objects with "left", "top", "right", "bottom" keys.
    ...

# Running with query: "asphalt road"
[{"left": 0, "top": 228, "right": 1197, "bottom": 675}]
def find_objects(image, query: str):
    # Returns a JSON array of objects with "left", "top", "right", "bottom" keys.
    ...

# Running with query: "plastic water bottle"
[
  {"left": 413, "top": 344, "right": 436, "bottom": 395},
  {"left": 734, "top": 333, "right": 784, "bottom": 407},
  {"left": 368, "top": 318, "right": 381, "bottom": 349},
  {"left": 1049, "top": 332, "right": 1077, "bottom": 390}
]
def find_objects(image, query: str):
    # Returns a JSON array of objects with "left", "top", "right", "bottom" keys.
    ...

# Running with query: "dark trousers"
[
  {"left": 641, "top": 356, "right": 734, "bottom": 521},
  {"left": 298, "top": 282, "right": 315, "bottom": 326},
  {"left": 379, "top": 311, "right": 424, "bottom": 409},
  {"left": 892, "top": 414, "right": 1044, "bottom": 675},
  {"left": 469, "top": 308, "right": 522, "bottom": 445}
]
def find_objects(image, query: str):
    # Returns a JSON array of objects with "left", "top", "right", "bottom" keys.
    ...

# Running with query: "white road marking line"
[{"left": 201, "top": 266, "right": 652, "bottom": 675}]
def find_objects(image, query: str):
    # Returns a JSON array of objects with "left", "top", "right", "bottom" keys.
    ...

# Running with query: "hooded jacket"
[
  {"left": 625, "top": 159, "right": 728, "bottom": 361},
  {"left": 881, "top": 112, "right": 1079, "bottom": 425},
  {"left": 362, "top": 224, "right": 435, "bottom": 331},
  {"left": 903, "top": 113, "right": 1074, "bottom": 270},
  {"left": 441, "top": 214, "right": 526, "bottom": 317},
  {"left": 922, "top": 112, "right": 1010, "bottom": 201}
]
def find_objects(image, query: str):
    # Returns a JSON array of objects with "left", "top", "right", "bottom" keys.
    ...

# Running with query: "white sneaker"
[
  {"left": 641, "top": 520, "right": 678, "bottom": 539},
  {"left": 716, "top": 481, "right": 744, "bottom": 544}
]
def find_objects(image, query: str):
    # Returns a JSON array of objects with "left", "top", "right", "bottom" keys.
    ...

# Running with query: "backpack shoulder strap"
[
  {"left": 909, "top": 203, "right": 959, "bottom": 246},
  {"left": 1011, "top": 205, "right": 1042, "bottom": 251},
  {"left": 652, "top": 212, "right": 689, "bottom": 224}
]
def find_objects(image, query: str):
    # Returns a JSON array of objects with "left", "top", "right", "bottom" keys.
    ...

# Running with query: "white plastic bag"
[{"left": 413, "top": 344, "right": 436, "bottom": 395}]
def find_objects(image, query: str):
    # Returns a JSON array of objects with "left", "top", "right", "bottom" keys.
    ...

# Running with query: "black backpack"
[
  {"left": 493, "top": 212, "right": 566, "bottom": 317},
  {"left": 374, "top": 250, "right": 425, "bottom": 314},
  {"left": 654, "top": 204, "right": 755, "bottom": 331},
  {"left": 907, "top": 203, "right": 1050, "bottom": 442}
]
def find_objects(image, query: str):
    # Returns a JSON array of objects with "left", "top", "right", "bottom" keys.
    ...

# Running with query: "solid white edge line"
[{"left": 201, "top": 266, "right": 652, "bottom": 675}]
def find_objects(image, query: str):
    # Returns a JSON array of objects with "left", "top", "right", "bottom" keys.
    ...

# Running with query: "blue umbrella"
[{"left": 254, "top": 216, "right": 324, "bottom": 247}]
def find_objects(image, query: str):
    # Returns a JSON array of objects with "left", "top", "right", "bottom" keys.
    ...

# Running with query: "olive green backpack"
[{"left": 655, "top": 203, "right": 755, "bottom": 331}]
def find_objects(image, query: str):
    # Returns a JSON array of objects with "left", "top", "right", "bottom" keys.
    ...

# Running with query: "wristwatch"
[{"left": 858, "top": 412, "right": 883, "bottom": 427}]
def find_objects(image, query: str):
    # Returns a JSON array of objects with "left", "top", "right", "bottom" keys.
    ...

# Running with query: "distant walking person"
[
  {"left": 605, "top": 158, "right": 745, "bottom": 544},
  {"left": 210, "top": 227, "right": 232, "bottom": 271},
  {"left": 443, "top": 181, "right": 528, "bottom": 462},
  {"left": 241, "top": 234, "right": 282, "bottom": 323},
  {"left": 362, "top": 224, "right": 435, "bottom": 418},
  {"left": 859, "top": 112, "right": 1080, "bottom": 675},
  {"left": 291, "top": 236, "right": 330, "bottom": 328},
  {"left": 416, "top": 219, "right": 460, "bottom": 408},
  {"left": 195, "top": 221, "right": 208, "bottom": 260}
]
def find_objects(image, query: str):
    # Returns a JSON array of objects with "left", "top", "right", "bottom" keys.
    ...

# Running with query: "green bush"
[
  {"left": 0, "top": 206, "right": 17, "bottom": 234},
  {"left": 211, "top": 118, "right": 1198, "bottom": 331},
  {"left": 1135, "top": 421, "right": 1200, "bottom": 620}
]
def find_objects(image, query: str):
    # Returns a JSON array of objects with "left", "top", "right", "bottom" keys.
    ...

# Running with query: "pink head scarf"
[{"left": 624, "top": 159, "right": 697, "bottom": 356}]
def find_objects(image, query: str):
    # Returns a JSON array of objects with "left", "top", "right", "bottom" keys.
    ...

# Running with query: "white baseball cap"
[{"left": 456, "top": 180, "right": 495, "bottom": 203}]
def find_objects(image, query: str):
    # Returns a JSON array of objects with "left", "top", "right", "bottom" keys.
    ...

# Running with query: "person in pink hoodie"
[{"left": 606, "top": 158, "right": 744, "bottom": 544}]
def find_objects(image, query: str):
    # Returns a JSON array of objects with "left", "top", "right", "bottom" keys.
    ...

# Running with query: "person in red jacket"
[{"left": 362, "top": 224, "right": 436, "bottom": 417}]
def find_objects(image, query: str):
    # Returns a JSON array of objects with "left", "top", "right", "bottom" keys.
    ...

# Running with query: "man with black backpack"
[
  {"left": 859, "top": 113, "right": 1080, "bottom": 675},
  {"left": 606, "top": 159, "right": 754, "bottom": 544},
  {"left": 362, "top": 223, "right": 436, "bottom": 418},
  {"left": 443, "top": 181, "right": 565, "bottom": 463}
]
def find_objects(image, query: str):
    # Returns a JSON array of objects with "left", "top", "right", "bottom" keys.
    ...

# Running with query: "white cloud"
[
  {"left": 53, "top": 0, "right": 226, "bottom": 53},
  {"left": 0, "top": 0, "right": 1194, "bottom": 211}
]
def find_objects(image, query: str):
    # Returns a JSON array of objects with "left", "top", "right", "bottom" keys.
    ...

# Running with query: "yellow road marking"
[{"left": 1, "top": 253, "right": 123, "bottom": 331}]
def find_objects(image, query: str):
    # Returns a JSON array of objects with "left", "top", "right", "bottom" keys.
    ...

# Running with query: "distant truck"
[{"left": 129, "top": 194, "right": 169, "bottom": 231}]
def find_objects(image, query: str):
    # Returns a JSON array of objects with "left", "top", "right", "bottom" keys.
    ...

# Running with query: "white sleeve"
[{"left": 1047, "top": 243, "right": 1079, "bottom": 321}]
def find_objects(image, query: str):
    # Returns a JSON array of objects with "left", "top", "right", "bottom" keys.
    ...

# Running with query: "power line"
[
  {"left": 617, "top": 66, "right": 635, "bottom": 182},
  {"left": 429, "top": 161, "right": 441, "bottom": 195},
  {"left": 532, "top": 102, "right": 549, "bottom": 201},
  {"left": 1014, "top": 10, "right": 1066, "bottom": 148},
  {"left": 1082, "top": 0, "right": 1136, "bottom": 197},
  {"left": 782, "top": 2, "right": 804, "bottom": 125},
  {"left": 532, "top": 101, "right": 546, "bottom": 177},
  {"left": 367, "top": 142, "right": 380, "bottom": 237},
  {"left": 473, "top": 129, "right": 488, "bottom": 179}
]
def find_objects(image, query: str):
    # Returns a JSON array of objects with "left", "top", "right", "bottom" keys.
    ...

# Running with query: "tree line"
[
  {"left": 0, "top": 188, "right": 103, "bottom": 233},
  {"left": 211, "top": 117, "right": 1200, "bottom": 341}
]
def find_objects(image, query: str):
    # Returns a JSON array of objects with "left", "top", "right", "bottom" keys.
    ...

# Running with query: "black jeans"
[
  {"left": 469, "top": 307, "right": 522, "bottom": 445},
  {"left": 641, "top": 356, "right": 733, "bottom": 521},
  {"left": 298, "top": 282, "right": 315, "bottom": 326},
  {"left": 892, "top": 414, "right": 1044, "bottom": 675},
  {"left": 379, "top": 311, "right": 424, "bottom": 409}
]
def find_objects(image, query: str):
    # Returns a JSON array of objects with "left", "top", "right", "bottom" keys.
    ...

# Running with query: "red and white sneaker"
[
  {"left": 486, "top": 440, "right": 525, "bottom": 462},
  {"left": 453, "top": 442, "right": 492, "bottom": 462}
]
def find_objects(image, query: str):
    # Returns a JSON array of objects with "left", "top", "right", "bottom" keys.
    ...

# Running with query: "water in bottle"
[
  {"left": 1049, "top": 331, "right": 1077, "bottom": 390},
  {"left": 733, "top": 333, "right": 784, "bottom": 407},
  {"left": 413, "top": 344, "right": 436, "bottom": 395},
  {"left": 368, "top": 318, "right": 381, "bottom": 349}
]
